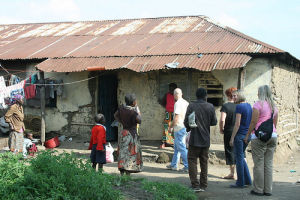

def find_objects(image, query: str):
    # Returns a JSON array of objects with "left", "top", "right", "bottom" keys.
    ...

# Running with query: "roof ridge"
[
  {"left": 49, "top": 52, "right": 252, "bottom": 59},
  {"left": 200, "top": 17, "right": 284, "bottom": 53}
]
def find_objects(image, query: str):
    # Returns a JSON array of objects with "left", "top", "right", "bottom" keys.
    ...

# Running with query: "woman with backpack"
[{"left": 244, "top": 85, "right": 278, "bottom": 196}]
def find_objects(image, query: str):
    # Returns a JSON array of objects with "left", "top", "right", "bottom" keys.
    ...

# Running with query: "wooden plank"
[
  {"left": 40, "top": 71, "right": 46, "bottom": 145},
  {"left": 198, "top": 79, "right": 220, "bottom": 85},
  {"left": 238, "top": 67, "right": 246, "bottom": 89},
  {"left": 207, "top": 94, "right": 223, "bottom": 98},
  {"left": 206, "top": 87, "right": 223, "bottom": 90}
]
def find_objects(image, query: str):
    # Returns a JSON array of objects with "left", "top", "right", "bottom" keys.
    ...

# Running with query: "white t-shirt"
[
  {"left": 23, "top": 138, "right": 33, "bottom": 157},
  {"left": 173, "top": 98, "right": 189, "bottom": 132}
]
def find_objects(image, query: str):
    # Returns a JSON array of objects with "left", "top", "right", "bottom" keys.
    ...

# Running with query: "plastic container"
[{"left": 44, "top": 136, "right": 60, "bottom": 149}]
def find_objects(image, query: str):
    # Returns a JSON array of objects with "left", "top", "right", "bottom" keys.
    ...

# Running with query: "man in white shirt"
[{"left": 166, "top": 88, "right": 189, "bottom": 172}]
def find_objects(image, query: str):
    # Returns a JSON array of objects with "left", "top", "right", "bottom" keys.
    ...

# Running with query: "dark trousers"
[
  {"left": 188, "top": 145, "right": 209, "bottom": 189},
  {"left": 224, "top": 132, "right": 235, "bottom": 165}
]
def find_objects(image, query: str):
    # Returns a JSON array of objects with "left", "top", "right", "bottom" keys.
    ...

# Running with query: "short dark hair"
[
  {"left": 95, "top": 113, "right": 105, "bottom": 124},
  {"left": 125, "top": 93, "right": 136, "bottom": 106},
  {"left": 196, "top": 88, "right": 207, "bottom": 99},
  {"left": 169, "top": 83, "right": 177, "bottom": 93},
  {"left": 25, "top": 132, "right": 33, "bottom": 138}
]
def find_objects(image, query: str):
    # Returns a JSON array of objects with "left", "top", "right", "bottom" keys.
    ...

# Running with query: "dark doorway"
[{"left": 98, "top": 74, "right": 118, "bottom": 141}]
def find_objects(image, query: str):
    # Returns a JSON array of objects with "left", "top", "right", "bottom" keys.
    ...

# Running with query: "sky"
[{"left": 0, "top": 0, "right": 299, "bottom": 59}]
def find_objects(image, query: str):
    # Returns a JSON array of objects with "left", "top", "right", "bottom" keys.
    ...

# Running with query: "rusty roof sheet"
[
  {"left": 0, "top": 16, "right": 285, "bottom": 61},
  {"left": 36, "top": 53, "right": 251, "bottom": 72}
]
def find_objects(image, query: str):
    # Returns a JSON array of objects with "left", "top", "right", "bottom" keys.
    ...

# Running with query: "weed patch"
[
  {"left": 142, "top": 180, "right": 197, "bottom": 200},
  {"left": 0, "top": 151, "right": 196, "bottom": 200}
]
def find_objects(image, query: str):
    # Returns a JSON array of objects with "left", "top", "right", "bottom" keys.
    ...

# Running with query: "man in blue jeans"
[{"left": 166, "top": 88, "right": 189, "bottom": 172}]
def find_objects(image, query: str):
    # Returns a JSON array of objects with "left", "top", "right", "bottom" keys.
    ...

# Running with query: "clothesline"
[
  {"left": 24, "top": 76, "right": 97, "bottom": 86},
  {"left": 1, "top": 70, "right": 98, "bottom": 86}
]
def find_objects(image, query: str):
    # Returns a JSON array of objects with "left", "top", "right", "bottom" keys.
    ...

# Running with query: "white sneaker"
[
  {"left": 191, "top": 187, "right": 205, "bottom": 192},
  {"left": 166, "top": 165, "right": 178, "bottom": 171}
]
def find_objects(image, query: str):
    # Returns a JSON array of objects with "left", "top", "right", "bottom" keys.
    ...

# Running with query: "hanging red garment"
[
  {"left": 24, "top": 84, "right": 36, "bottom": 99},
  {"left": 24, "top": 76, "right": 36, "bottom": 99}
]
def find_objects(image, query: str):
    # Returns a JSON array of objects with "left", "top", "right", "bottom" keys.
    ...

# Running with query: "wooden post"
[
  {"left": 237, "top": 67, "right": 246, "bottom": 90},
  {"left": 187, "top": 70, "right": 192, "bottom": 102},
  {"left": 40, "top": 71, "right": 46, "bottom": 145}
]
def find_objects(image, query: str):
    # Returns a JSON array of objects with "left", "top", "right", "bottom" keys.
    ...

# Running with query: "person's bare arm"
[
  {"left": 219, "top": 112, "right": 226, "bottom": 134},
  {"left": 273, "top": 111, "right": 278, "bottom": 128},
  {"left": 170, "top": 114, "right": 179, "bottom": 129}
]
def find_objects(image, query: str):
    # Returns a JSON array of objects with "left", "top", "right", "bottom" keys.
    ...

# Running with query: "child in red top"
[{"left": 88, "top": 113, "right": 106, "bottom": 171}]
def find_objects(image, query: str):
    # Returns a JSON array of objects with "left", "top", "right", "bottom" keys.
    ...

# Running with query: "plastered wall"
[
  {"left": 24, "top": 67, "right": 94, "bottom": 139},
  {"left": 117, "top": 70, "right": 164, "bottom": 140}
]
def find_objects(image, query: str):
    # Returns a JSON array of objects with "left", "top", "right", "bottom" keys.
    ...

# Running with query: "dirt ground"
[{"left": 55, "top": 138, "right": 300, "bottom": 200}]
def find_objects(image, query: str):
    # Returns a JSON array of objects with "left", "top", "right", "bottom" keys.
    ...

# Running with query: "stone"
[{"left": 156, "top": 152, "right": 170, "bottom": 163}]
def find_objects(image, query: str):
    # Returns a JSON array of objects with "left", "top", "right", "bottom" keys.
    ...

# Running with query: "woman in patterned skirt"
[
  {"left": 159, "top": 83, "right": 177, "bottom": 148},
  {"left": 114, "top": 93, "right": 143, "bottom": 175}
]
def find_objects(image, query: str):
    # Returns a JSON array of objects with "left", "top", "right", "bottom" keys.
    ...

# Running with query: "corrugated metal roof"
[
  {"left": 0, "top": 16, "right": 284, "bottom": 60},
  {"left": 36, "top": 54, "right": 251, "bottom": 72},
  {"left": 1, "top": 15, "right": 292, "bottom": 72}
]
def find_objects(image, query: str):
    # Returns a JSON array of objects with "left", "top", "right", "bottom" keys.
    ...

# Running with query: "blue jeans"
[
  {"left": 170, "top": 128, "right": 188, "bottom": 168},
  {"left": 234, "top": 134, "right": 252, "bottom": 186}
]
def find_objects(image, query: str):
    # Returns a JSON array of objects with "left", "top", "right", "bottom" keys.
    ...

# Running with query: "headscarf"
[{"left": 10, "top": 94, "right": 24, "bottom": 105}]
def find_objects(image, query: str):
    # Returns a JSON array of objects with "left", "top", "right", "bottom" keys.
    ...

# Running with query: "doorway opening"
[{"left": 98, "top": 74, "right": 118, "bottom": 141}]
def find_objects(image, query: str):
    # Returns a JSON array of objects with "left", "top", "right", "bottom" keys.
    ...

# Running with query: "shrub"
[
  {"left": 0, "top": 151, "right": 197, "bottom": 200},
  {"left": 0, "top": 151, "right": 122, "bottom": 200}
]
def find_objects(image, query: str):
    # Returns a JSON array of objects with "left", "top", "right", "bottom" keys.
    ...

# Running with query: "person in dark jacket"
[{"left": 184, "top": 88, "right": 217, "bottom": 192}]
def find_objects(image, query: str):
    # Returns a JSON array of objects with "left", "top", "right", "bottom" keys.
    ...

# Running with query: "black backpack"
[{"left": 254, "top": 112, "right": 274, "bottom": 142}]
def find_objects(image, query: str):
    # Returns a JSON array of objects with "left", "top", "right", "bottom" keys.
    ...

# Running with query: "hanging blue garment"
[{"left": 9, "top": 75, "right": 20, "bottom": 85}]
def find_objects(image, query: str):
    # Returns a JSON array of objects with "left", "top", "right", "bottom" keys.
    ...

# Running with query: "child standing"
[{"left": 88, "top": 114, "right": 107, "bottom": 171}]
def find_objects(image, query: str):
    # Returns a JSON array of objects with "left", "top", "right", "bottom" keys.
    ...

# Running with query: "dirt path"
[{"left": 56, "top": 139, "right": 300, "bottom": 200}]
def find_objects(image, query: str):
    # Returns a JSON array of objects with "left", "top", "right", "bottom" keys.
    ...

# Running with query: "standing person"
[
  {"left": 159, "top": 83, "right": 177, "bottom": 148},
  {"left": 166, "top": 88, "right": 189, "bottom": 172},
  {"left": 114, "top": 93, "right": 143, "bottom": 175},
  {"left": 219, "top": 87, "right": 237, "bottom": 179},
  {"left": 88, "top": 114, "right": 107, "bottom": 172},
  {"left": 184, "top": 88, "right": 217, "bottom": 192},
  {"left": 229, "top": 90, "right": 252, "bottom": 188},
  {"left": 5, "top": 95, "right": 25, "bottom": 154},
  {"left": 244, "top": 85, "right": 278, "bottom": 196}
]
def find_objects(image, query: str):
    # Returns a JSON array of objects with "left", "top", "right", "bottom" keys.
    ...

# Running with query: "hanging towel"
[
  {"left": 24, "top": 84, "right": 36, "bottom": 99},
  {"left": 7, "top": 80, "right": 25, "bottom": 100},
  {"left": 0, "top": 76, "right": 8, "bottom": 108},
  {"left": 31, "top": 74, "right": 38, "bottom": 84}
]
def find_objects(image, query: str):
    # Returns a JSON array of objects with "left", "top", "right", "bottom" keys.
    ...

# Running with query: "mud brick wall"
[{"left": 272, "top": 60, "right": 300, "bottom": 162}]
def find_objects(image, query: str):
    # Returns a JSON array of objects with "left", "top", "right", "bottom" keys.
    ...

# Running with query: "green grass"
[
  {"left": 142, "top": 180, "right": 197, "bottom": 200},
  {"left": 0, "top": 151, "right": 196, "bottom": 200}
]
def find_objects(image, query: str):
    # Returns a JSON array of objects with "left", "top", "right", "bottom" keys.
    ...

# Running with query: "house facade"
[{"left": 0, "top": 16, "right": 299, "bottom": 159}]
